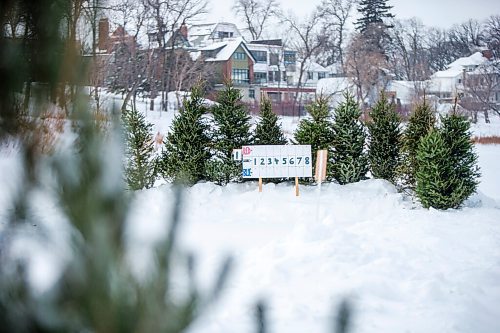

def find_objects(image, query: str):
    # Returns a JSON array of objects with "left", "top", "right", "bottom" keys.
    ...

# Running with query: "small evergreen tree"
[
  {"left": 440, "top": 114, "right": 480, "bottom": 190},
  {"left": 160, "top": 85, "right": 211, "bottom": 185},
  {"left": 330, "top": 93, "right": 368, "bottom": 184},
  {"left": 398, "top": 100, "right": 435, "bottom": 189},
  {"left": 367, "top": 92, "right": 401, "bottom": 182},
  {"left": 415, "top": 114, "right": 480, "bottom": 209},
  {"left": 207, "top": 81, "right": 252, "bottom": 185},
  {"left": 254, "top": 97, "right": 287, "bottom": 145},
  {"left": 293, "top": 95, "right": 335, "bottom": 177},
  {"left": 122, "top": 107, "right": 157, "bottom": 190},
  {"left": 415, "top": 130, "right": 453, "bottom": 209}
]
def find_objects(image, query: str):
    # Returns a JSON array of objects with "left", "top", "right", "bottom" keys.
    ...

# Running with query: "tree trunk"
[{"left": 484, "top": 110, "right": 490, "bottom": 123}]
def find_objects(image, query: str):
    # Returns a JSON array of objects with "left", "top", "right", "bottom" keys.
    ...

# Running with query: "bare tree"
[
  {"left": 319, "top": 0, "right": 355, "bottom": 69},
  {"left": 484, "top": 15, "right": 500, "bottom": 58},
  {"left": 232, "top": 0, "right": 279, "bottom": 40},
  {"left": 388, "top": 18, "right": 431, "bottom": 81},
  {"left": 462, "top": 61, "right": 500, "bottom": 123},
  {"left": 345, "top": 31, "right": 389, "bottom": 105},
  {"left": 280, "top": 10, "right": 326, "bottom": 116},
  {"left": 145, "top": 0, "right": 207, "bottom": 110}
]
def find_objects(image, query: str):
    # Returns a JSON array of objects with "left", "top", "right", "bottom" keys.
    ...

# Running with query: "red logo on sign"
[{"left": 242, "top": 147, "right": 252, "bottom": 155}]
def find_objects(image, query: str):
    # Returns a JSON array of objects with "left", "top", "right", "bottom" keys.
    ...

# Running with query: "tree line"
[{"left": 125, "top": 80, "right": 480, "bottom": 210}]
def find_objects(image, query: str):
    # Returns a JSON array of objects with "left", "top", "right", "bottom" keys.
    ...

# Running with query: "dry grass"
[{"left": 472, "top": 136, "right": 500, "bottom": 145}]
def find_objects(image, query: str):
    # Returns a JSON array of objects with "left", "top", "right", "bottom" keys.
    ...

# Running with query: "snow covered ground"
[
  {"left": 127, "top": 144, "right": 499, "bottom": 333},
  {"left": 1, "top": 105, "right": 499, "bottom": 332},
  {"left": 141, "top": 109, "right": 500, "bottom": 333}
]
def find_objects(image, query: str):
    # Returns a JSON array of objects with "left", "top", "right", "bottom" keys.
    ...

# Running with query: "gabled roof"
[
  {"left": 187, "top": 22, "right": 242, "bottom": 47},
  {"left": 200, "top": 38, "right": 256, "bottom": 63},
  {"left": 432, "top": 51, "right": 489, "bottom": 79},
  {"left": 447, "top": 52, "right": 487, "bottom": 69}
]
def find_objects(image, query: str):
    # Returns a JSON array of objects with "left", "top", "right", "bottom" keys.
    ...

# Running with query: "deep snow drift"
[{"left": 127, "top": 145, "right": 499, "bottom": 333}]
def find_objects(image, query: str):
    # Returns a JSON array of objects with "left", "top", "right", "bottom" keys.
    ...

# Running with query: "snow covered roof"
[
  {"left": 386, "top": 80, "right": 421, "bottom": 104},
  {"left": 432, "top": 51, "right": 490, "bottom": 79},
  {"left": 201, "top": 38, "right": 256, "bottom": 63},
  {"left": 448, "top": 51, "right": 487, "bottom": 69},
  {"left": 187, "top": 22, "right": 242, "bottom": 47},
  {"left": 432, "top": 67, "right": 464, "bottom": 78},
  {"left": 302, "top": 60, "right": 328, "bottom": 72},
  {"left": 316, "top": 77, "right": 355, "bottom": 96}
]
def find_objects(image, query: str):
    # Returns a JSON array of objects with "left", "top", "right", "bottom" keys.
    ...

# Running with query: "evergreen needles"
[
  {"left": 415, "top": 114, "right": 480, "bottom": 209},
  {"left": 160, "top": 85, "right": 211, "bottom": 185},
  {"left": 399, "top": 100, "right": 435, "bottom": 189},
  {"left": 254, "top": 97, "right": 287, "bottom": 145},
  {"left": 123, "top": 107, "right": 157, "bottom": 190},
  {"left": 367, "top": 92, "right": 401, "bottom": 183},
  {"left": 207, "top": 82, "right": 252, "bottom": 185},
  {"left": 294, "top": 95, "right": 335, "bottom": 177},
  {"left": 330, "top": 93, "right": 368, "bottom": 184}
]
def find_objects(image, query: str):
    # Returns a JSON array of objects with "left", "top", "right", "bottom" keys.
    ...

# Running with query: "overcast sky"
[{"left": 206, "top": 0, "right": 500, "bottom": 29}]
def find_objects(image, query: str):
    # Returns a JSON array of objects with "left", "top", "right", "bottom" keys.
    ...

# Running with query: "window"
[
  {"left": 232, "top": 68, "right": 249, "bottom": 84},
  {"left": 270, "top": 53, "right": 279, "bottom": 66},
  {"left": 254, "top": 72, "right": 267, "bottom": 84},
  {"left": 274, "top": 71, "right": 281, "bottom": 82},
  {"left": 268, "top": 71, "right": 274, "bottom": 82},
  {"left": 318, "top": 72, "right": 326, "bottom": 79},
  {"left": 284, "top": 51, "right": 296, "bottom": 64},
  {"left": 252, "top": 50, "right": 267, "bottom": 63},
  {"left": 234, "top": 52, "right": 246, "bottom": 60},
  {"left": 249, "top": 89, "right": 255, "bottom": 99},
  {"left": 217, "top": 31, "right": 233, "bottom": 38},
  {"left": 307, "top": 71, "right": 314, "bottom": 80}
]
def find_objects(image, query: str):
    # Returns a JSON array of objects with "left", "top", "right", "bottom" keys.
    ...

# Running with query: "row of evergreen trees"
[
  {"left": 123, "top": 82, "right": 285, "bottom": 188},
  {"left": 123, "top": 82, "right": 480, "bottom": 210}
]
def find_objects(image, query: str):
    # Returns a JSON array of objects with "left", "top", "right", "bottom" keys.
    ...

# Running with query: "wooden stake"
[
  {"left": 258, "top": 177, "right": 263, "bottom": 192},
  {"left": 295, "top": 176, "right": 299, "bottom": 196}
]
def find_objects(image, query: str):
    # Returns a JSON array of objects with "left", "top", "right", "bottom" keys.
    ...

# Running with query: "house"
[
  {"left": 428, "top": 51, "right": 490, "bottom": 103},
  {"left": 199, "top": 37, "right": 256, "bottom": 86},
  {"left": 97, "top": 18, "right": 136, "bottom": 54}
]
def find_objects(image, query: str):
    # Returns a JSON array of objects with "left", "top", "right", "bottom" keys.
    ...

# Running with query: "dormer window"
[
  {"left": 234, "top": 52, "right": 246, "bottom": 60},
  {"left": 217, "top": 31, "right": 233, "bottom": 39}
]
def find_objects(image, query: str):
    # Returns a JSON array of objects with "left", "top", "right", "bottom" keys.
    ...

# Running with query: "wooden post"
[
  {"left": 258, "top": 177, "right": 263, "bottom": 192},
  {"left": 295, "top": 176, "right": 299, "bottom": 196}
]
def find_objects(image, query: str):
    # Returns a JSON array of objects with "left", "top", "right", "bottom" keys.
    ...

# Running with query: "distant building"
[{"left": 428, "top": 51, "right": 491, "bottom": 103}]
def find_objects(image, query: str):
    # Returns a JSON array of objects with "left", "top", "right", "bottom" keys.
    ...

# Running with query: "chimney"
[
  {"left": 180, "top": 22, "right": 188, "bottom": 39},
  {"left": 98, "top": 18, "right": 110, "bottom": 51}
]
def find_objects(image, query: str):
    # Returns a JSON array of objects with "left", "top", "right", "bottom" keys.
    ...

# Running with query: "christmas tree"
[
  {"left": 293, "top": 95, "right": 335, "bottom": 178},
  {"left": 415, "top": 113, "right": 480, "bottom": 209},
  {"left": 367, "top": 92, "right": 401, "bottom": 183},
  {"left": 254, "top": 97, "right": 287, "bottom": 145},
  {"left": 330, "top": 93, "right": 368, "bottom": 184},
  {"left": 159, "top": 84, "right": 211, "bottom": 185},
  {"left": 207, "top": 81, "right": 252, "bottom": 185},
  {"left": 122, "top": 107, "right": 157, "bottom": 190},
  {"left": 398, "top": 100, "right": 435, "bottom": 189}
]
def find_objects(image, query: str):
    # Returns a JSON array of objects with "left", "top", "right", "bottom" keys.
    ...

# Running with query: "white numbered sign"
[{"left": 241, "top": 145, "right": 312, "bottom": 179}]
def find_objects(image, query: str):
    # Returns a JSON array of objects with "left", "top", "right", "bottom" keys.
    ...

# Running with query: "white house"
[{"left": 428, "top": 51, "right": 489, "bottom": 103}]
